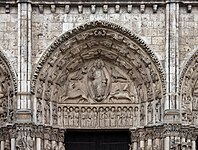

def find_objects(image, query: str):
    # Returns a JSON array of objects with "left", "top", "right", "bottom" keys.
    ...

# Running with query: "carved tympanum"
[{"left": 33, "top": 21, "right": 164, "bottom": 128}]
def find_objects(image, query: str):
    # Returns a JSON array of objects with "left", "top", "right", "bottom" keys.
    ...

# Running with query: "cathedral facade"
[{"left": 0, "top": 0, "right": 198, "bottom": 149}]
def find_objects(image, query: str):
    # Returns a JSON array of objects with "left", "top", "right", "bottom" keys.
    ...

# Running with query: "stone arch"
[
  {"left": 32, "top": 20, "right": 165, "bottom": 129},
  {"left": 180, "top": 50, "right": 198, "bottom": 125},
  {"left": 0, "top": 50, "right": 17, "bottom": 126}
]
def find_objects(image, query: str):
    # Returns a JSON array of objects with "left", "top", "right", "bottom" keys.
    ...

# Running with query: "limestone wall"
[
  {"left": 179, "top": 6, "right": 198, "bottom": 69},
  {"left": 0, "top": 6, "right": 18, "bottom": 70},
  {"left": 31, "top": 5, "right": 166, "bottom": 67}
]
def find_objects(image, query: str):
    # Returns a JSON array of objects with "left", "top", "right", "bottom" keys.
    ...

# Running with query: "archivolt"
[
  {"left": 0, "top": 50, "right": 17, "bottom": 125},
  {"left": 0, "top": 51, "right": 17, "bottom": 93},
  {"left": 179, "top": 50, "right": 198, "bottom": 124},
  {"left": 32, "top": 20, "right": 165, "bottom": 95}
]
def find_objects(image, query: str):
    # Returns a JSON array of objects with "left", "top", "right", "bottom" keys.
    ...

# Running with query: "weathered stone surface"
[{"left": 0, "top": 1, "right": 198, "bottom": 149}]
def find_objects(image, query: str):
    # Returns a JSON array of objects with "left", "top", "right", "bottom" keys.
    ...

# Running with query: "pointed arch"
[
  {"left": 0, "top": 51, "right": 17, "bottom": 93},
  {"left": 32, "top": 20, "right": 166, "bottom": 128},
  {"left": 0, "top": 50, "right": 17, "bottom": 126},
  {"left": 179, "top": 49, "right": 198, "bottom": 125}
]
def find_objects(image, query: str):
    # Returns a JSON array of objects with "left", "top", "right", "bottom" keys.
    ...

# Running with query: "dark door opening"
[{"left": 65, "top": 130, "right": 130, "bottom": 150}]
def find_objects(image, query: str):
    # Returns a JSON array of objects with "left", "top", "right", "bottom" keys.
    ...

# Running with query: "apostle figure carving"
[
  {"left": 104, "top": 107, "right": 110, "bottom": 127},
  {"left": 133, "top": 106, "right": 138, "bottom": 127},
  {"left": 99, "top": 107, "right": 105, "bottom": 127},
  {"left": 88, "top": 59, "right": 108, "bottom": 102},
  {"left": 92, "top": 107, "right": 98, "bottom": 127},
  {"left": 87, "top": 107, "right": 92, "bottom": 127},
  {"left": 63, "top": 107, "right": 69, "bottom": 126},
  {"left": 127, "top": 107, "right": 133, "bottom": 126},
  {"left": 68, "top": 107, "right": 74, "bottom": 126},
  {"left": 110, "top": 107, "right": 116, "bottom": 127},
  {"left": 117, "top": 107, "right": 122, "bottom": 126},
  {"left": 81, "top": 107, "right": 86, "bottom": 127},
  {"left": 74, "top": 107, "right": 79, "bottom": 127},
  {"left": 57, "top": 107, "right": 63, "bottom": 126},
  {"left": 122, "top": 107, "right": 127, "bottom": 126}
]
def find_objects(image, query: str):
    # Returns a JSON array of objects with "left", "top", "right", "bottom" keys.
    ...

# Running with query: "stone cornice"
[{"left": 1, "top": 0, "right": 198, "bottom": 5}]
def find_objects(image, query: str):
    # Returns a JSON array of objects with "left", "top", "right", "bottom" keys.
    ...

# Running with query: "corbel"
[
  {"left": 38, "top": 5, "right": 44, "bottom": 14},
  {"left": 153, "top": 4, "right": 158, "bottom": 13},
  {"left": 51, "top": 5, "right": 56, "bottom": 13},
  {"left": 78, "top": 5, "right": 83, "bottom": 14},
  {"left": 91, "top": 5, "right": 96, "bottom": 14},
  {"left": 127, "top": 5, "right": 132, "bottom": 13},
  {"left": 103, "top": 5, "right": 108, "bottom": 13},
  {"left": 187, "top": 4, "right": 192, "bottom": 13},
  {"left": 65, "top": 5, "right": 70, "bottom": 14},
  {"left": 5, "top": 4, "right": 10, "bottom": 13},
  {"left": 140, "top": 5, "right": 145, "bottom": 13},
  {"left": 115, "top": 5, "right": 120, "bottom": 13}
]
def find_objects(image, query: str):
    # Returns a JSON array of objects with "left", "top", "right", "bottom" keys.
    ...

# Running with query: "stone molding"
[
  {"left": 31, "top": 20, "right": 166, "bottom": 95},
  {"left": 179, "top": 50, "right": 198, "bottom": 93},
  {"left": 0, "top": 51, "right": 17, "bottom": 94},
  {"left": 179, "top": 50, "right": 198, "bottom": 125}
]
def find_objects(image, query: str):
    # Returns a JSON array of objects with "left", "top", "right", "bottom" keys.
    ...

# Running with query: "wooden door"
[{"left": 65, "top": 130, "right": 130, "bottom": 150}]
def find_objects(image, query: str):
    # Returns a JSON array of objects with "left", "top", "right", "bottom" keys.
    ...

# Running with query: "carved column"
[
  {"left": 0, "top": 130, "right": 4, "bottom": 150},
  {"left": 51, "top": 129, "right": 58, "bottom": 149},
  {"left": 58, "top": 129, "right": 65, "bottom": 150},
  {"left": 44, "top": 127, "right": 52, "bottom": 150},
  {"left": 130, "top": 130, "right": 138, "bottom": 150},
  {"left": 164, "top": 0, "right": 180, "bottom": 123},
  {"left": 16, "top": 0, "right": 32, "bottom": 121},
  {"left": 154, "top": 127, "right": 162, "bottom": 149},
  {"left": 146, "top": 130, "right": 153, "bottom": 150},
  {"left": 35, "top": 126, "right": 43, "bottom": 150},
  {"left": 192, "top": 135, "right": 197, "bottom": 150},
  {"left": 10, "top": 129, "right": 16, "bottom": 150},
  {"left": 164, "top": 125, "right": 171, "bottom": 150},
  {"left": 165, "top": 0, "right": 179, "bottom": 109},
  {"left": 164, "top": 136, "right": 170, "bottom": 150},
  {"left": 139, "top": 130, "right": 145, "bottom": 149},
  {"left": 181, "top": 130, "right": 187, "bottom": 150}
]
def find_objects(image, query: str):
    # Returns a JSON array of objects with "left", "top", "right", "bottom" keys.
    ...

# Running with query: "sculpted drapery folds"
[{"left": 32, "top": 21, "right": 165, "bottom": 128}]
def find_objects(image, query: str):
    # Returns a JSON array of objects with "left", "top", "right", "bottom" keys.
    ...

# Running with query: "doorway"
[{"left": 65, "top": 130, "right": 131, "bottom": 150}]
